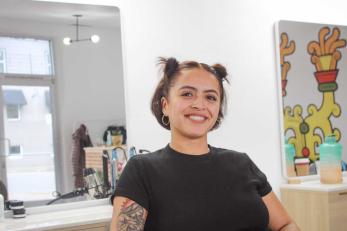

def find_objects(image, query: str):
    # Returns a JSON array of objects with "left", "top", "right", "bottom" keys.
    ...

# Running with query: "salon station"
[{"left": 0, "top": 0, "right": 347, "bottom": 231}]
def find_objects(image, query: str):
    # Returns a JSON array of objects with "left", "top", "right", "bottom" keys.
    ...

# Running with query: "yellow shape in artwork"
[{"left": 319, "top": 55, "right": 332, "bottom": 71}]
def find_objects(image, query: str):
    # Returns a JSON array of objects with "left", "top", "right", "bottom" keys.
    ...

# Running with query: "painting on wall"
[{"left": 276, "top": 20, "right": 347, "bottom": 177}]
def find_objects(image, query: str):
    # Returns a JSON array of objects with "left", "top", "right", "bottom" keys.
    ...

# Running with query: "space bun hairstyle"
[
  {"left": 151, "top": 57, "right": 229, "bottom": 130},
  {"left": 163, "top": 57, "right": 179, "bottom": 78}
]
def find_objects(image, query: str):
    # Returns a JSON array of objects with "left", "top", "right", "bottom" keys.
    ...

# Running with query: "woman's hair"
[{"left": 151, "top": 57, "right": 229, "bottom": 131}]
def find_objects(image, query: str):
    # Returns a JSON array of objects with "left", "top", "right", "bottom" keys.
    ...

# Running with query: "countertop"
[
  {"left": 281, "top": 177, "right": 347, "bottom": 192},
  {"left": 0, "top": 198, "right": 112, "bottom": 231}
]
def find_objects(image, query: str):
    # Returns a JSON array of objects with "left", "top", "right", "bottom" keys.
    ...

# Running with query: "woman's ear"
[{"left": 161, "top": 97, "right": 168, "bottom": 115}]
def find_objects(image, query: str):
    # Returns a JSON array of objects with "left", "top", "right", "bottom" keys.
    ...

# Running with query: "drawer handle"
[{"left": 339, "top": 191, "right": 347, "bottom": 196}]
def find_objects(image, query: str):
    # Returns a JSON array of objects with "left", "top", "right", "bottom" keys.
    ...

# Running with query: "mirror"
[
  {"left": 0, "top": 0, "right": 125, "bottom": 206},
  {"left": 276, "top": 20, "right": 347, "bottom": 177}
]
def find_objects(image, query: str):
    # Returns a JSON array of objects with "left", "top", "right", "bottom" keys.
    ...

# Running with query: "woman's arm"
[
  {"left": 110, "top": 196, "right": 148, "bottom": 231},
  {"left": 262, "top": 191, "right": 301, "bottom": 231}
]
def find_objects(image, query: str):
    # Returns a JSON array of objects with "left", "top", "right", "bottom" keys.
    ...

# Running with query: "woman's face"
[{"left": 162, "top": 68, "right": 221, "bottom": 140}]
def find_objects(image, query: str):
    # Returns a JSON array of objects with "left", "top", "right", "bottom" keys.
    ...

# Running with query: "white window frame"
[
  {"left": 5, "top": 104, "right": 20, "bottom": 120},
  {"left": 0, "top": 35, "right": 62, "bottom": 203},
  {"left": 44, "top": 50, "right": 52, "bottom": 75},
  {"left": 0, "top": 48, "right": 6, "bottom": 73}
]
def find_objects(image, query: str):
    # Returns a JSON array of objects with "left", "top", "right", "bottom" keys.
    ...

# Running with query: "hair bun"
[
  {"left": 212, "top": 64, "right": 227, "bottom": 79},
  {"left": 164, "top": 57, "right": 179, "bottom": 77}
]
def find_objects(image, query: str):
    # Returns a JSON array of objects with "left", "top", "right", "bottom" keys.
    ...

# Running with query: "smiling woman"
[
  {"left": 110, "top": 57, "right": 300, "bottom": 231},
  {"left": 0, "top": 0, "right": 125, "bottom": 206}
]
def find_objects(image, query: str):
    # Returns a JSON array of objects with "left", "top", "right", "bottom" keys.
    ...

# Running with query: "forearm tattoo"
[{"left": 117, "top": 199, "right": 146, "bottom": 231}]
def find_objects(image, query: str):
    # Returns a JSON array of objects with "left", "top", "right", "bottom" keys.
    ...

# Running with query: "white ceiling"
[{"left": 0, "top": 0, "right": 120, "bottom": 28}]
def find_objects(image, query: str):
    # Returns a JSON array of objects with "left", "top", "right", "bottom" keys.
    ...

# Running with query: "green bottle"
[{"left": 319, "top": 135, "right": 342, "bottom": 184}]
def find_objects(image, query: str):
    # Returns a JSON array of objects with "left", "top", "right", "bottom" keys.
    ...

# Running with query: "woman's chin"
[{"left": 182, "top": 129, "right": 208, "bottom": 139}]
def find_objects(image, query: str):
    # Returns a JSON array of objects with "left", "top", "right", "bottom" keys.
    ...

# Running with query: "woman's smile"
[{"left": 187, "top": 114, "right": 207, "bottom": 122}]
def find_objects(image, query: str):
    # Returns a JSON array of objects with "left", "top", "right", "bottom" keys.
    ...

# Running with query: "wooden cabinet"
[
  {"left": 50, "top": 222, "right": 109, "bottom": 231},
  {"left": 281, "top": 183, "right": 347, "bottom": 231}
]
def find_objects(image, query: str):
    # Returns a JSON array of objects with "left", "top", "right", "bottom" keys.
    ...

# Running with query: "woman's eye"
[
  {"left": 181, "top": 92, "right": 193, "bottom": 97},
  {"left": 207, "top": 95, "right": 217, "bottom": 101}
]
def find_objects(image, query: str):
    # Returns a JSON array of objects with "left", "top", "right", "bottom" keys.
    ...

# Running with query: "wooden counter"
[{"left": 280, "top": 178, "right": 347, "bottom": 231}]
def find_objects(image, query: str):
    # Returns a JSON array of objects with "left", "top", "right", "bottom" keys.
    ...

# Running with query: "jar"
[{"left": 8, "top": 200, "right": 26, "bottom": 218}]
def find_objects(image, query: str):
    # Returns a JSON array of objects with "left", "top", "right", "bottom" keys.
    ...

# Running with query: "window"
[
  {"left": 9, "top": 145, "right": 22, "bottom": 155},
  {"left": 0, "top": 48, "right": 5, "bottom": 73},
  {"left": 0, "top": 35, "right": 57, "bottom": 202},
  {"left": 0, "top": 37, "right": 53, "bottom": 76},
  {"left": 6, "top": 104, "right": 20, "bottom": 120},
  {"left": 2, "top": 85, "right": 56, "bottom": 201}
]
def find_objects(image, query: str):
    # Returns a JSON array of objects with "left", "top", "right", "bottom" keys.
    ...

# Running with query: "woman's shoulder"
[
  {"left": 210, "top": 146, "right": 251, "bottom": 162},
  {"left": 210, "top": 146, "right": 244, "bottom": 155}
]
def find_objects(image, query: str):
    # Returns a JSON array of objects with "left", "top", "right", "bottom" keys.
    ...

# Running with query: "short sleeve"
[
  {"left": 110, "top": 156, "right": 149, "bottom": 210},
  {"left": 246, "top": 155, "right": 272, "bottom": 197}
]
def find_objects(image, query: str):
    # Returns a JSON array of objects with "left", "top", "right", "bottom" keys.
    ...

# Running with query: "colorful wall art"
[{"left": 276, "top": 20, "right": 347, "bottom": 176}]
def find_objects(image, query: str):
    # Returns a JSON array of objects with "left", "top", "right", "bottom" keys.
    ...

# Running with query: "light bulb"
[
  {"left": 63, "top": 37, "right": 72, "bottom": 45},
  {"left": 91, "top": 35, "right": 100, "bottom": 43}
]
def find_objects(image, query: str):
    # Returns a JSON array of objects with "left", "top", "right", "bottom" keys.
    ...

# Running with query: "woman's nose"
[{"left": 191, "top": 97, "right": 205, "bottom": 109}]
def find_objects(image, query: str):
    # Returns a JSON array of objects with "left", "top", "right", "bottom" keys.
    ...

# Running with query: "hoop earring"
[{"left": 162, "top": 115, "right": 170, "bottom": 126}]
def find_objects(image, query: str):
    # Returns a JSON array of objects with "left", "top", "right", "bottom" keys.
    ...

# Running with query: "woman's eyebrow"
[
  {"left": 204, "top": 89, "right": 219, "bottom": 95},
  {"left": 179, "top": 85, "right": 219, "bottom": 95},
  {"left": 178, "top": 85, "right": 196, "bottom": 91}
]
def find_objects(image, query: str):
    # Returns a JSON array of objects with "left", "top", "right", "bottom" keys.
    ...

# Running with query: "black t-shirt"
[{"left": 113, "top": 144, "right": 272, "bottom": 231}]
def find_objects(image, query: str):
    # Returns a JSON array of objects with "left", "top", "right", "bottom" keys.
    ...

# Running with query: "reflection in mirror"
[
  {"left": 0, "top": 0, "right": 125, "bottom": 206},
  {"left": 276, "top": 20, "right": 347, "bottom": 178}
]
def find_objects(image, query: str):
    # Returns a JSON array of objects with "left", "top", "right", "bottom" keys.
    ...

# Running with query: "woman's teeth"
[{"left": 189, "top": 115, "right": 206, "bottom": 121}]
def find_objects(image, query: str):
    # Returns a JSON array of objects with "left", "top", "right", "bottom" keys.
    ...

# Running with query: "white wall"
[
  {"left": 0, "top": 17, "right": 125, "bottom": 192},
  {"left": 12, "top": 0, "right": 347, "bottom": 195},
  {"left": 117, "top": 0, "right": 347, "bottom": 194}
]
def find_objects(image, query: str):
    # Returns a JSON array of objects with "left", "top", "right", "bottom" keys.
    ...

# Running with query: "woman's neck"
[{"left": 170, "top": 133, "right": 209, "bottom": 155}]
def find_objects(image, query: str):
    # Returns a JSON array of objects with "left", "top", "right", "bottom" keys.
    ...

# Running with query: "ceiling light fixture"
[{"left": 63, "top": 15, "right": 100, "bottom": 46}]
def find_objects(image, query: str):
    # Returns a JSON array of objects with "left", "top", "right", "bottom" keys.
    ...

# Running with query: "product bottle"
[
  {"left": 0, "top": 194, "right": 4, "bottom": 222},
  {"left": 110, "top": 149, "right": 118, "bottom": 193},
  {"left": 284, "top": 139, "right": 296, "bottom": 177},
  {"left": 106, "top": 131, "right": 112, "bottom": 146},
  {"left": 319, "top": 135, "right": 343, "bottom": 184}
]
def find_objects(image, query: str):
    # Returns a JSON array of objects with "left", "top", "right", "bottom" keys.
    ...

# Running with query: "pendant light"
[{"left": 63, "top": 15, "right": 100, "bottom": 46}]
